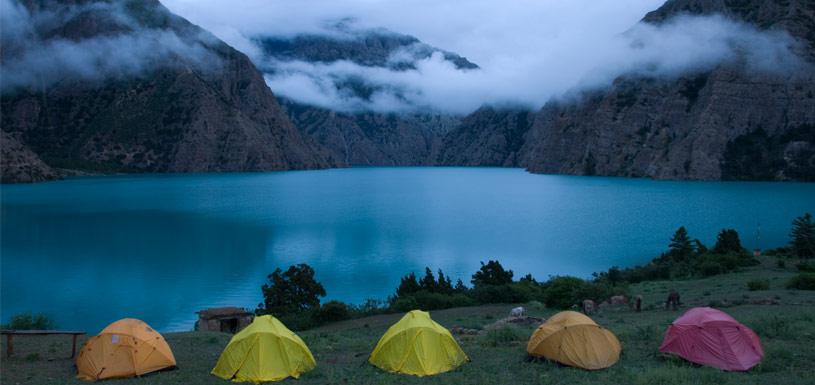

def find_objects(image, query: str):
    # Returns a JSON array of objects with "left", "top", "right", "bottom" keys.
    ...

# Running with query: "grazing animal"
[
  {"left": 510, "top": 306, "right": 526, "bottom": 318},
  {"left": 582, "top": 299, "right": 596, "bottom": 315},
  {"left": 666, "top": 290, "right": 680, "bottom": 310}
]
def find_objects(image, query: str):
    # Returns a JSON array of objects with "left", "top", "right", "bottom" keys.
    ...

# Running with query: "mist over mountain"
[
  {"left": 0, "top": 0, "right": 332, "bottom": 183},
  {"left": 1, "top": 0, "right": 813, "bottom": 182}
]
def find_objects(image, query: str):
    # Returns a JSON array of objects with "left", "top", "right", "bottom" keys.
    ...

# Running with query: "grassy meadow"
[{"left": 2, "top": 256, "right": 815, "bottom": 385}]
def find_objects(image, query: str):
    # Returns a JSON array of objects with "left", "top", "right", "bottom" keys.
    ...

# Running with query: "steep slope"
[
  {"left": 254, "top": 27, "right": 476, "bottom": 166},
  {"left": 0, "top": 130, "right": 58, "bottom": 183},
  {"left": 283, "top": 101, "right": 458, "bottom": 166},
  {"left": 518, "top": 0, "right": 815, "bottom": 181},
  {"left": 0, "top": 0, "right": 331, "bottom": 183},
  {"left": 437, "top": 107, "right": 534, "bottom": 167}
]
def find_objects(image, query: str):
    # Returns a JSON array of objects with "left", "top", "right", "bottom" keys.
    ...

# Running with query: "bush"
[
  {"left": 796, "top": 261, "right": 815, "bottom": 272},
  {"left": 540, "top": 276, "right": 586, "bottom": 309},
  {"left": 312, "top": 301, "right": 351, "bottom": 324},
  {"left": 470, "top": 284, "right": 532, "bottom": 304},
  {"left": 2, "top": 313, "right": 57, "bottom": 330},
  {"left": 786, "top": 273, "right": 815, "bottom": 290},
  {"left": 390, "top": 291, "right": 474, "bottom": 312},
  {"left": 698, "top": 260, "right": 723, "bottom": 277},
  {"left": 747, "top": 279, "right": 770, "bottom": 291}
]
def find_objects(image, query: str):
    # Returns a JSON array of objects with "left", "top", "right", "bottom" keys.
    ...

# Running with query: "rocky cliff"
[
  {"left": 517, "top": 0, "right": 815, "bottom": 181},
  {"left": 254, "top": 27, "right": 475, "bottom": 166},
  {"left": 0, "top": 0, "right": 331, "bottom": 183}
]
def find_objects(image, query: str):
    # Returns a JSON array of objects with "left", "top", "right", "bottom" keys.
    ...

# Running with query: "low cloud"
[
  {"left": 163, "top": 0, "right": 806, "bottom": 115},
  {"left": 0, "top": 0, "right": 220, "bottom": 94}
]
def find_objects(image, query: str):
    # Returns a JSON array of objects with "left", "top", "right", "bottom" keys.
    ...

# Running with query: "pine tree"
[
  {"left": 713, "top": 229, "right": 743, "bottom": 254},
  {"left": 454, "top": 279, "right": 468, "bottom": 293},
  {"left": 791, "top": 213, "right": 815, "bottom": 258},
  {"left": 437, "top": 269, "right": 454, "bottom": 294},
  {"left": 396, "top": 272, "right": 421, "bottom": 297},
  {"left": 669, "top": 226, "right": 694, "bottom": 260},
  {"left": 419, "top": 267, "right": 437, "bottom": 292}
]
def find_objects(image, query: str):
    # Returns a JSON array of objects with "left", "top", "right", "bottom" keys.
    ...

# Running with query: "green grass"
[{"left": 3, "top": 257, "right": 815, "bottom": 385}]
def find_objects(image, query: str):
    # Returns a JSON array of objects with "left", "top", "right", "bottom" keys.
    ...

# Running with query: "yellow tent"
[
  {"left": 526, "top": 311, "right": 621, "bottom": 370},
  {"left": 76, "top": 318, "right": 176, "bottom": 381},
  {"left": 211, "top": 315, "right": 315, "bottom": 383},
  {"left": 369, "top": 310, "right": 468, "bottom": 376}
]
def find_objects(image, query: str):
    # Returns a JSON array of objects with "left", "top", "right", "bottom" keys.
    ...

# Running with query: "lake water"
[{"left": 2, "top": 168, "right": 813, "bottom": 332}]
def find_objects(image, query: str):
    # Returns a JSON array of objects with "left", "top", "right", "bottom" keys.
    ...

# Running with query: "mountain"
[
  {"left": 438, "top": 0, "right": 814, "bottom": 181},
  {"left": 254, "top": 28, "right": 478, "bottom": 71},
  {"left": 253, "top": 27, "right": 476, "bottom": 166},
  {"left": 0, "top": 0, "right": 332, "bottom": 183},
  {"left": 437, "top": 107, "right": 534, "bottom": 167},
  {"left": 517, "top": 0, "right": 815, "bottom": 181}
]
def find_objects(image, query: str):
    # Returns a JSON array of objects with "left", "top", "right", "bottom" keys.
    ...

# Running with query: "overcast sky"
[{"left": 160, "top": 1, "right": 801, "bottom": 114}]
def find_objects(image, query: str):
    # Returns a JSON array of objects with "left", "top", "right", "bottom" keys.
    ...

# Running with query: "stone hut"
[{"left": 197, "top": 307, "right": 253, "bottom": 333}]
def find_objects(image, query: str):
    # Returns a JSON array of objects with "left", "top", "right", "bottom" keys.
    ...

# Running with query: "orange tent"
[
  {"left": 526, "top": 311, "right": 621, "bottom": 370},
  {"left": 76, "top": 318, "right": 176, "bottom": 381}
]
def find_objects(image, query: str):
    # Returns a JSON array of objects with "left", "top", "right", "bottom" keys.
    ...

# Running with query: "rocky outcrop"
[
  {"left": 437, "top": 107, "right": 534, "bottom": 167},
  {"left": 0, "top": 130, "right": 59, "bottom": 183},
  {"left": 517, "top": 0, "right": 815, "bottom": 181},
  {"left": 284, "top": 101, "right": 457, "bottom": 166},
  {"left": 0, "top": 0, "right": 331, "bottom": 183}
]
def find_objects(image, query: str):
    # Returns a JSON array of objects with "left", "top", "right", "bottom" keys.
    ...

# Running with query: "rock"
[
  {"left": 0, "top": 0, "right": 332, "bottom": 182},
  {"left": 0, "top": 130, "right": 59, "bottom": 183}
]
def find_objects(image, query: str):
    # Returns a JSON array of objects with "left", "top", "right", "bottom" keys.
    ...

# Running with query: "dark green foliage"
[
  {"left": 313, "top": 301, "right": 352, "bottom": 324},
  {"left": 597, "top": 226, "right": 757, "bottom": 283},
  {"left": 256, "top": 264, "right": 326, "bottom": 317},
  {"left": 714, "top": 229, "right": 744, "bottom": 254},
  {"left": 786, "top": 273, "right": 815, "bottom": 290},
  {"left": 722, "top": 126, "right": 815, "bottom": 182},
  {"left": 1, "top": 313, "right": 57, "bottom": 330},
  {"left": 669, "top": 226, "right": 694, "bottom": 261},
  {"left": 396, "top": 272, "right": 421, "bottom": 297},
  {"left": 544, "top": 277, "right": 611, "bottom": 309},
  {"left": 390, "top": 291, "right": 474, "bottom": 312},
  {"left": 747, "top": 279, "right": 770, "bottom": 291},
  {"left": 471, "top": 260, "right": 514, "bottom": 287},
  {"left": 796, "top": 261, "right": 815, "bottom": 272},
  {"left": 790, "top": 213, "right": 815, "bottom": 258},
  {"left": 470, "top": 284, "right": 532, "bottom": 304}
]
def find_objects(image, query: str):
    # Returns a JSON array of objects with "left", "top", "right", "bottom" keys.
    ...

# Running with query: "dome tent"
[
  {"left": 76, "top": 318, "right": 176, "bottom": 381},
  {"left": 211, "top": 315, "right": 316, "bottom": 383},
  {"left": 369, "top": 310, "right": 468, "bottom": 376},
  {"left": 526, "top": 311, "right": 621, "bottom": 370},
  {"left": 659, "top": 307, "right": 763, "bottom": 371}
]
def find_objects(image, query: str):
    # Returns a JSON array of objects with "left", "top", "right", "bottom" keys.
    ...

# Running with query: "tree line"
[{"left": 254, "top": 212, "right": 815, "bottom": 330}]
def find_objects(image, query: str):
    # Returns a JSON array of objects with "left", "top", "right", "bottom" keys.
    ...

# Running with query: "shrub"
[
  {"left": 713, "top": 229, "right": 744, "bottom": 254},
  {"left": 470, "top": 284, "right": 532, "bottom": 304},
  {"left": 747, "top": 279, "right": 770, "bottom": 291},
  {"left": 776, "top": 259, "right": 786, "bottom": 268},
  {"left": 796, "top": 261, "right": 815, "bottom": 272},
  {"left": 786, "top": 273, "right": 815, "bottom": 290},
  {"left": 540, "top": 276, "right": 585, "bottom": 309},
  {"left": 391, "top": 291, "right": 474, "bottom": 312},
  {"left": 790, "top": 213, "right": 815, "bottom": 258},
  {"left": 698, "top": 260, "right": 723, "bottom": 277},
  {"left": 313, "top": 301, "right": 351, "bottom": 324},
  {"left": 2, "top": 313, "right": 57, "bottom": 330}
]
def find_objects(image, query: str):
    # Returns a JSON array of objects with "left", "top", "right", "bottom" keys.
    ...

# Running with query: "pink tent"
[{"left": 659, "top": 307, "right": 763, "bottom": 371}]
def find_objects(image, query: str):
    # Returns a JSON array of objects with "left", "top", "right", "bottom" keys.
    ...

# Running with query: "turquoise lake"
[{"left": 2, "top": 167, "right": 814, "bottom": 332}]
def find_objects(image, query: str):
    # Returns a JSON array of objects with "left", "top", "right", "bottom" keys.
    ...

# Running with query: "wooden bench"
[{"left": 1, "top": 330, "right": 86, "bottom": 358}]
